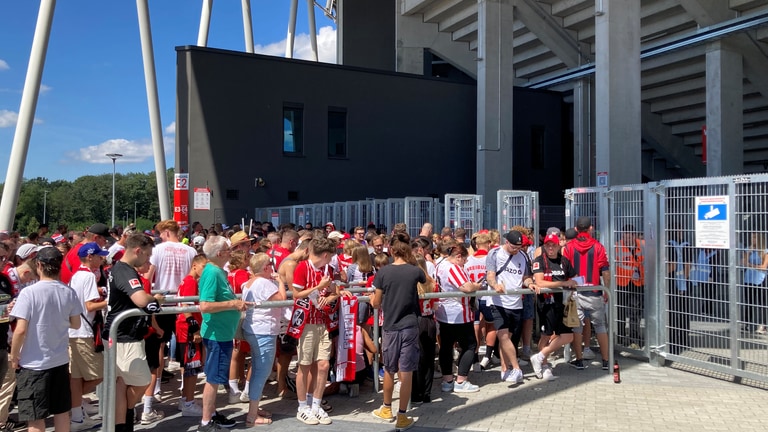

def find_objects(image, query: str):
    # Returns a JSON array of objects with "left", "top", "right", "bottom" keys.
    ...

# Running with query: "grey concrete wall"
[{"left": 177, "top": 47, "right": 476, "bottom": 227}]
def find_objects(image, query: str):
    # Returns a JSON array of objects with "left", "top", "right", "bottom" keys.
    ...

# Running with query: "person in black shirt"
[
  {"left": 529, "top": 233, "right": 578, "bottom": 380},
  {"left": 103, "top": 233, "right": 164, "bottom": 432}
]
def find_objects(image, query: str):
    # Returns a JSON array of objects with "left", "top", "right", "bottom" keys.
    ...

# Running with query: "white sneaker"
[
  {"left": 228, "top": 391, "right": 243, "bottom": 404},
  {"left": 181, "top": 401, "right": 203, "bottom": 417},
  {"left": 239, "top": 391, "right": 250, "bottom": 402},
  {"left": 531, "top": 353, "right": 544, "bottom": 379},
  {"left": 140, "top": 410, "right": 165, "bottom": 425},
  {"left": 542, "top": 367, "right": 559, "bottom": 381},
  {"left": 582, "top": 347, "right": 596, "bottom": 360},
  {"left": 70, "top": 417, "right": 97, "bottom": 432},
  {"left": 453, "top": 380, "right": 480, "bottom": 393},
  {"left": 312, "top": 407, "right": 332, "bottom": 425},
  {"left": 500, "top": 370, "right": 510, "bottom": 382},
  {"left": 505, "top": 368, "right": 524, "bottom": 383},
  {"left": 83, "top": 403, "right": 100, "bottom": 416},
  {"left": 297, "top": 407, "right": 319, "bottom": 425}
]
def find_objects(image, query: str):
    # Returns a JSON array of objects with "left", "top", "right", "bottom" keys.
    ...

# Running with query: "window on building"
[
  {"left": 328, "top": 108, "right": 347, "bottom": 158},
  {"left": 283, "top": 105, "right": 304, "bottom": 155},
  {"left": 531, "top": 125, "right": 545, "bottom": 170}
]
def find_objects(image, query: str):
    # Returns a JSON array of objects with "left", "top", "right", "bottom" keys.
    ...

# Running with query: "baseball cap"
[
  {"left": 38, "top": 237, "right": 56, "bottom": 246},
  {"left": 192, "top": 235, "right": 205, "bottom": 246},
  {"left": 543, "top": 233, "right": 560, "bottom": 244},
  {"left": 77, "top": 242, "right": 109, "bottom": 258},
  {"left": 36, "top": 246, "right": 63, "bottom": 266},
  {"left": 88, "top": 223, "right": 110, "bottom": 237},
  {"left": 503, "top": 231, "right": 523, "bottom": 246},
  {"left": 328, "top": 231, "right": 344, "bottom": 240},
  {"left": 546, "top": 227, "right": 561, "bottom": 236},
  {"left": 16, "top": 244, "right": 40, "bottom": 260},
  {"left": 229, "top": 231, "right": 249, "bottom": 247}
]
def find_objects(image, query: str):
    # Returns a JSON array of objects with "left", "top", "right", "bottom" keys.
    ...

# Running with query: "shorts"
[
  {"left": 116, "top": 341, "right": 151, "bottom": 387},
  {"left": 522, "top": 294, "right": 534, "bottom": 320},
  {"left": 155, "top": 314, "right": 176, "bottom": 342},
  {"left": 573, "top": 294, "right": 608, "bottom": 334},
  {"left": 537, "top": 303, "right": 572, "bottom": 336},
  {"left": 17, "top": 363, "right": 71, "bottom": 421},
  {"left": 297, "top": 324, "right": 332, "bottom": 366},
  {"left": 174, "top": 342, "right": 205, "bottom": 378},
  {"left": 277, "top": 333, "right": 298, "bottom": 356},
  {"left": 143, "top": 333, "right": 164, "bottom": 370},
  {"left": 203, "top": 339, "right": 233, "bottom": 385},
  {"left": 491, "top": 305, "right": 523, "bottom": 333},
  {"left": 69, "top": 338, "right": 103, "bottom": 381},
  {"left": 478, "top": 302, "right": 494, "bottom": 322},
  {"left": 382, "top": 326, "right": 419, "bottom": 373}
]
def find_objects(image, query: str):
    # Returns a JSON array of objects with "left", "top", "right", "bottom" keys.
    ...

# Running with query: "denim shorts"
[
  {"left": 203, "top": 339, "right": 233, "bottom": 385},
  {"left": 382, "top": 326, "right": 419, "bottom": 373}
]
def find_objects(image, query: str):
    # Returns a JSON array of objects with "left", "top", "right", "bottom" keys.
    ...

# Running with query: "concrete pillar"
[
  {"left": 594, "top": 0, "right": 641, "bottom": 186},
  {"left": 706, "top": 41, "right": 743, "bottom": 176},
  {"left": 573, "top": 78, "right": 595, "bottom": 187},
  {"left": 476, "top": 0, "right": 514, "bottom": 210}
]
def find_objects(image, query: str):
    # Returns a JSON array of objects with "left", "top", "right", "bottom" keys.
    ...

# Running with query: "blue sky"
[{"left": 0, "top": 1, "right": 336, "bottom": 182}]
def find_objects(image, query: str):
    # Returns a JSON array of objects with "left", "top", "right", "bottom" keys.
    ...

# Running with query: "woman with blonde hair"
[
  {"left": 241, "top": 253, "right": 288, "bottom": 426},
  {"left": 412, "top": 255, "right": 437, "bottom": 404}
]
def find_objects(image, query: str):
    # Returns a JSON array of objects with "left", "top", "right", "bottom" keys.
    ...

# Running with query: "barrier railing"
[{"left": 102, "top": 286, "right": 612, "bottom": 432}]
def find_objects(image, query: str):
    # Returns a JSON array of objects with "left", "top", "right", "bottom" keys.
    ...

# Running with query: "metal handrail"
[{"left": 102, "top": 285, "right": 612, "bottom": 432}]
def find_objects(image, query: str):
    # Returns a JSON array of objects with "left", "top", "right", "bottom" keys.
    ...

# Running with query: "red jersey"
[
  {"left": 60, "top": 242, "right": 85, "bottom": 284},
  {"left": 228, "top": 268, "right": 250, "bottom": 294},
  {"left": 292, "top": 260, "right": 334, "bottom": 325},
  {"left": 175, "top": 274, "right": 203, "bottom": 343},
  {"left": 268, "top": 245, "right": 292, "bottom": 271}
]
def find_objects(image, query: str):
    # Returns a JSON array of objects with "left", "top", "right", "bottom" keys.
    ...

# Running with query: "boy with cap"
[
  {"left": 69, "top": 243, "right": 109, "bottom": 430},
  {"left": 10, "top": 246, "right": 83, "bottom": 432},
  {"left": 483, "top": 231, "right": 535, "bottom": 383}
]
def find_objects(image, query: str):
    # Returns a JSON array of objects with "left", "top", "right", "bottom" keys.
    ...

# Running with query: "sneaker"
[
  {"left": 349, "top": 383, "right": 359, "bottom": 398},
  {"left": 212, "top": 412, "right": 236, "bottom": 428},
  {"left": 472, "top": 362, "right": 482, "bottom": 373},
  {"left": 568, "top": 359, "right": 586, "bottom": 370},
  {"left": 479, "top": 357, "right": 491, "bottom": 370},
  {"left": 505, "top": 368, "right": 524, "bottom": 383},
  {"left": 312, "top": 407, "right": 332, "bottom": 425},
  {"left": 371, "top": 405, "right": 395, "bottom": 422},
  {"left": 395, "top": 414, "right": 415, "bottom": 431},
  {"left": 181, "top": 402, "right": 203, "bottom": 417},
  {"left": 602, "top": 360, "right": 610, "bottom": 370},
  {"left": 152, "top": 392, "right": 164, "bottom": 403},
  {"left": 530, "top": 353, "right": 544, "bottom": 379},
  {"left": 70, "top": 418, "right": 97, "bottom": 432},
  {"left": 198, "top": 421, "right": 221, "bottom": 432},
  {"left": 297, "top": 407, "right": 319, "bottom": 425},
  {"left": 239, "top": 390, "right": 250, "bottom": 402},
  {"left": 542, "top": 366, "right": 559, "bottom": 381},
  {"left": 440, "top": 381, "right": 454, "bottom": 392},
  {"left": 228, "top": 391, "right": 242, "bottom": 404},
  {"left": 83, "top": 403, "right": 100, "bottom": 416},
  {"left": 582, "top": 347, "right": 596, "bottom": 360},
  {"left": 140, "top": 410, "right": 165, "bottom": 425},
  {"left": 453, "top": 380, "right": 480, "bottom": 393}
]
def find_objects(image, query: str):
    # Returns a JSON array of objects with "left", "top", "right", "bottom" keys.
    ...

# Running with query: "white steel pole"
[
  {"left": 43, "top": 190, "right": 48, "bottom": 225},
  {"left": 0, "top": 0, "right": 56, "bottom": 230},
  {"left": 198, "top": 0, "right": 213, "bottom": 46},
  {"left": 136, "top": 0, "right": 172, "bottom": 221},
  {"left": 107, "top": 154, "right": 122, "bottom": 228},
  {"left": 306, "top": 0, "right": 318, "bottom": 61},
  {"left": 242, "top": 0, "right": 254, "bottom": 53},
  {"left": 286, "top": 0, "right": 298, "bottom": 58}
]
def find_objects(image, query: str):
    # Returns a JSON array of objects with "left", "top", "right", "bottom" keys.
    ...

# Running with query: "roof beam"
[
  {"left": 641, "top": 102, "right": 706, "bottom": 177},
  {"left": 512, "top": 0, "right": 587, "bottom": 67}
]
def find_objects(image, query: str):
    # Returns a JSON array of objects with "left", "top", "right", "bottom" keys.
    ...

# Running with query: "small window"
[
  {"left": 226, "top": 189, "right": 239, "bottom": 200},
  {"left": 283, "top": 105, "right": 304, "bottom": 155},
  {"left": 328, "top": 109, "right": 347, "bottom": 158},
  {"left": 531, "top": 125, "right": 545, "bottom": 170}
]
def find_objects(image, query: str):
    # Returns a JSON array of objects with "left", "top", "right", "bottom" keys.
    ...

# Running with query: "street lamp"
[
  {"left": 43, "top": 190, "right": 48, "bottom": 225},
  {"left": 134, "top": 200, "right": 138, "bottom": 225},
  {"left": 106, "top": 153, "right": 123, "bottom": 227},
  {"left": 125, "top": 211, "right": 128, "bottom": 228}
]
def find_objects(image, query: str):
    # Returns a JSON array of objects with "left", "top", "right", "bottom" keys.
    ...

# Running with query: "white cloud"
[
  {"left": 0, "top": 59, "right": 8, "bottom": 71},
  {"left": 165, "top": 121, "right": 175, "bottom": 134},
  {"left": 0, "top": 110, "right": 18, "bottom": 128},
  {"left": 255, "top": 26, "right": 337, "bottom": 64},
  {"left": 40, "top": 84, "right": 52, "bottom": 94},
  {"left": 71, "top": 137, "right": 174, "bottom": 164}
]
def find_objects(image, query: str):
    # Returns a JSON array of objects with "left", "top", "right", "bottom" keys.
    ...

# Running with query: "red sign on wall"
[{"left": 173, "top": 173, "right": 189, "bottom": 229}]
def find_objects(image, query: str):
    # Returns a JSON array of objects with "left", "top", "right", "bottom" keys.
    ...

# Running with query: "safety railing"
[{"left": 102, "top": 285, "right": 612, "bottom": 432}]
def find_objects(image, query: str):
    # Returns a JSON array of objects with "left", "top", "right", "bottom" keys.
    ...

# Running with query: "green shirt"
[{"left": 199, "top": 263, "right": 240, "bottom": 341}]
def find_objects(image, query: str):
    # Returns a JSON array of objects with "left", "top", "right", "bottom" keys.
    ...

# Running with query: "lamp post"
[
  {"left": 124, "top": 211, "right": 128, "bottom": 228},
  {"left": 42, "top": 189, "right": 48, "bottom": 225},
  {"left": 134, "top": 200, "right": 138, "bottom": 225},
  {"left": 106, "top": 153, "right": 123, "bottom": 228}
]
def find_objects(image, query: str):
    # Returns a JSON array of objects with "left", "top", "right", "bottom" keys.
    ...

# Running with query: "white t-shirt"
[
  {"left": 68, "top": 267, "right": 102, "bottom": 338},
  {"left": 108, "top": 243, "right": 125, "bottom": 261},
  {"left": 435, "top": 261, "right": 473, "bottom": 324},
  {"left": 11, "top": 280, "right": 82, "bottom": 370},
  {"left": 485, "top": 248, "right": 530, "bottom": 310},
  {"left": 241, "top": 277, "right": 280, "bottom": 335},
  {"left": 425, "top": 261, "right": 436, "bottom": 280},
  {"left": 149, "top": 241, "right": 197, "bottom": 293}
]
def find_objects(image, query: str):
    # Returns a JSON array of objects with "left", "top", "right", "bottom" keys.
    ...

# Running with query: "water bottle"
[{"left": 613, "top": 361, "right": 621, "bottom": 383}]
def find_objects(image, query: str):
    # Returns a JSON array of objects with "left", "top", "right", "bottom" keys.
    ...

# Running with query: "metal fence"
[
  {"left": 444, "top": 194, "right": 484, "bottom": 237},
  {"left": 497, "top": 190, "right": 539, "bottom": 246}
]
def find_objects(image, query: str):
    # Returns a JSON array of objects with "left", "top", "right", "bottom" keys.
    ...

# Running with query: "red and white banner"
[
  {"left": 173, "top": 173, "right": 189, "bottom": 229},
  {"left": 335, "top": 296, "right": 358, "bottom": 382}
]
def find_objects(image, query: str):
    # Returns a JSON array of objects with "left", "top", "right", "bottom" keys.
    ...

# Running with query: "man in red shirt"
[
  {"left": 61, "top": 224, "right": 109, "bottom": 284},
  {"left": 267, "top": 230, "right": 299, "bottom": 271}
]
